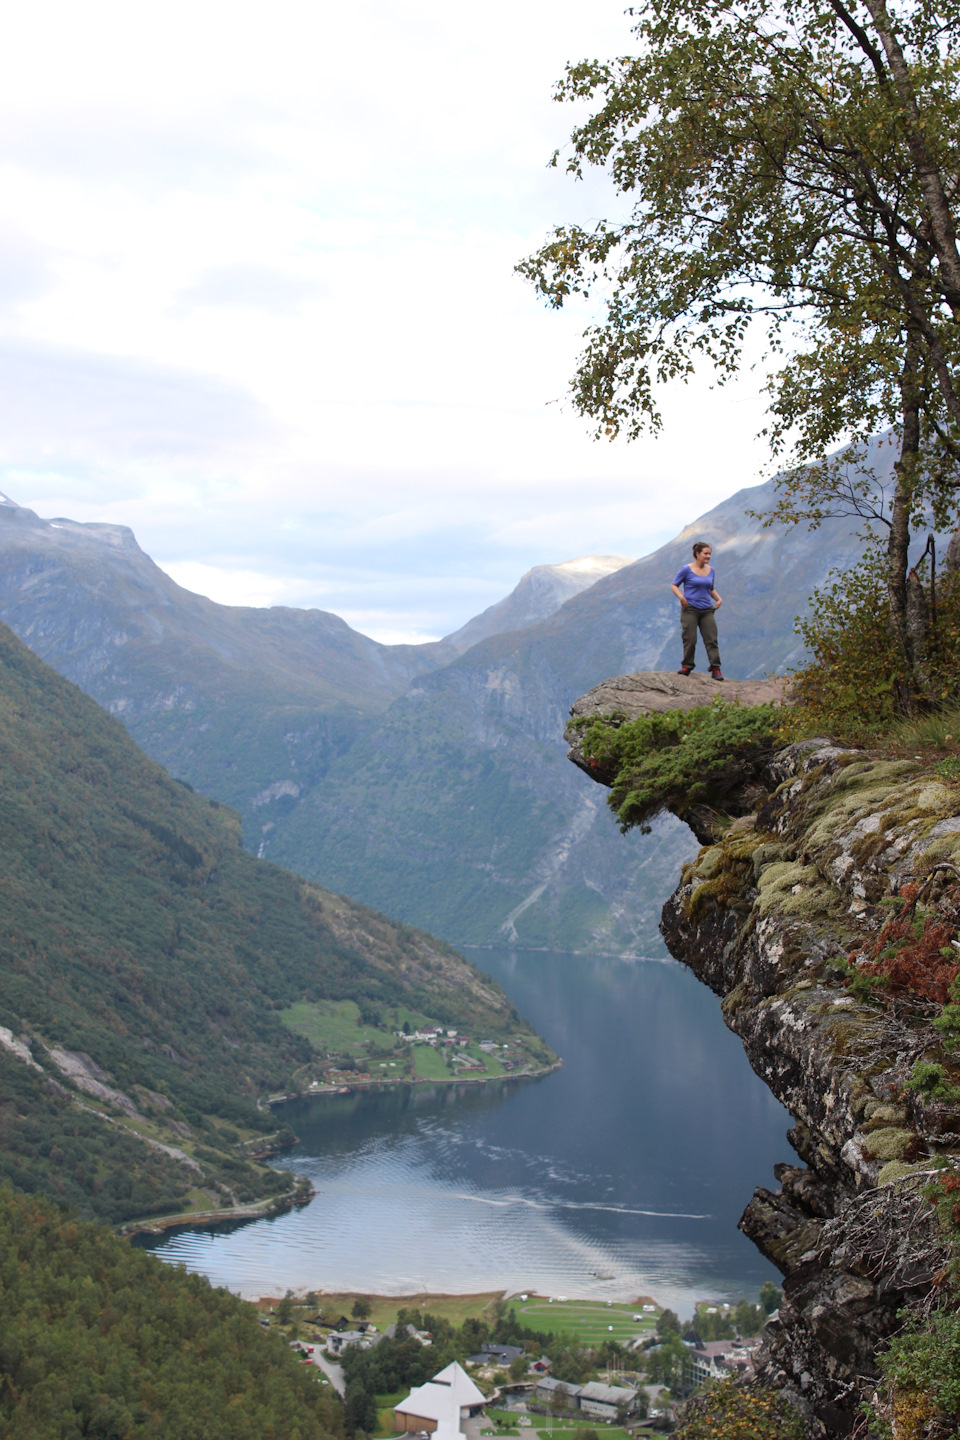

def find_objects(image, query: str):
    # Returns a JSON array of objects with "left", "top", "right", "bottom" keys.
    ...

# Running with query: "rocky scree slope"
[{"left": 566, "top": 676, "right": 960, "bottom": 1436}]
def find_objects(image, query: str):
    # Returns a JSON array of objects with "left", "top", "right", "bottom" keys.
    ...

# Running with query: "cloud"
[
  {"left": 0, "top": 109, "right": 274, "bottom": 193},
  {"left": 0, "top": 339, "right": 275, "bottom": 468},
  {"left": 160, "top": 561, "right": 323, "bottom": 609},
  {"left": 0, "top": 225, "right": 53, "bottom": 311},
  {"left": 0, "top": 0, "right": 789, "bottom": 642},
  {"left": 175, "top": 263, "right": 327, "bottom": 314}
]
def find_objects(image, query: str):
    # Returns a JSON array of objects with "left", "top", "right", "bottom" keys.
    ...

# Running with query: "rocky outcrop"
[
  {"left": 566, "top": 678, "right": 960, "bottom": 1436},
  {"left": 568, "top": 670, "right": 786, "bottom": 733},
  {"left": 566, "top": 672, "right": 787, "bottom": 841}
]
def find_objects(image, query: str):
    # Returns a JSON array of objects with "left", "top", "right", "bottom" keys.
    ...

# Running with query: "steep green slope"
[
  {"left": 269, "top": 667, "right": 693, "bottom": 951},
  {"left": 0, "top": 1184, "right": 342, "bottom": 1440},
  {"left": 0, "top": 622, "right": 552, "bottom": 1227}
]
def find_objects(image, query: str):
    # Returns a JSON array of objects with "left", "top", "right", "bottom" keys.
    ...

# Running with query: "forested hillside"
[
  {"left": 0, "top": 621, "right": 551, "bottom": 1227},
  {"left": 0, "top": 1185, "right": 342, "bottom": 1440}
]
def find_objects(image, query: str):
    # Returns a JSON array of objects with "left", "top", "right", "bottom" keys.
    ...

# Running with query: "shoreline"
[
  {"left": 265, "top": 1059, "right": 562, "bottom": 1107},
  {"left": 250, "top": 1287, "right": 663, "bottom": 1318},
  {"left": 122, "top": 1065, "right": 564, "bottom": 1244},
  {"left": 120, "top": 1182, "right": 315, "bottom": 1239},
  {"left": 462, "top": 943, "right": 678, "bottom": 963},
  {"left": 123, "top": 1065, "right": 562, "bottom": 1239}
]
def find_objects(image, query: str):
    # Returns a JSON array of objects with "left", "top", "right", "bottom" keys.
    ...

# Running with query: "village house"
[
  {"left": 383, "top": 1322, "right": 432, "bottom": 1347},
  {"left": 685, "top": 1337, "right": 763, "bottom": 1387},
  {"left": 480, "top": 1343, "right": 524, "bottom": 1365},
  {"left": 577, "top": 1381, "right": 639, "bottom": 1421},
  {"left": 326, "top": 1329, "right": 374, "bottom": 1355},
  {"left": 398, "top": 1026, "right": 446, "bottom": 1045},
  {"left": 532, "top": 1378, "right": 582, "bottom": 1411},
  {"left": 452, "top": 1054, "right": 484, "bottom": 1071},
  {"left": 394, "top": 1361, "right": 486, "bottom": 1438}
]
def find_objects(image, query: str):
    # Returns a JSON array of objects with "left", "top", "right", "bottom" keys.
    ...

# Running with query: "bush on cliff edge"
[
  {"left": 673, "top": 1381, "right": 803, "bottom": 1439},
  {"left": 786, "top": 550, "right": 960, "bottom": 742},
  {"left": 576, "top": 700, "right": 781, "bottom": 833}
]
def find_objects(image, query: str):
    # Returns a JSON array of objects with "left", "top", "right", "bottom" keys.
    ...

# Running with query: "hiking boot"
[
  {"left": 710, "top": 666, "right": 724, "bottom": 681},
  {"left": 677, "top": 665, "right": 694, "bottom": 676}
]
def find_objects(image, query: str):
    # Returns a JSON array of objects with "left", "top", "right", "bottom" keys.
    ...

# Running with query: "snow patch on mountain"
[{"left": 443, "top": 554, "right": 635, "bottom": 654}]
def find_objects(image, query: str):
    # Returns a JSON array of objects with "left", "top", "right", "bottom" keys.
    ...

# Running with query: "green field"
[
  {"left": 282, "top": 1002, "right": 519, "bottom": 1083},
  {"left": 471, "top": 1046, "right": 505, "bottom": 1076},
  {"left": 513, "top": 1297, "right": 658, "bottom": 1345},
  {"left": 483, "top": 1421, "right": 632, "bottom": 1440},
  {"left": 280, "top": 998, "right": 401, "bottom": 1056},
  {"left": 413, "top": 1044, "right": 456, "bottom": 1079},
  {"left": 411, "top": 1041, "right": 512, "bottom": 1080},
  {"left": 274, "top": 1290, "right": 504, "bottom": 1331},
  {"left": 539, "top": 1428, "right": 631, "bottom": 1440},
  {"left": 376, "top": 1405, "right": 398, "bottom": 1436}
]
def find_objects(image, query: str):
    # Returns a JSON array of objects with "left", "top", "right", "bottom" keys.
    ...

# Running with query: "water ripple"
[{"left": 142, "top": 948, "right": 791, "bottom": 1311}]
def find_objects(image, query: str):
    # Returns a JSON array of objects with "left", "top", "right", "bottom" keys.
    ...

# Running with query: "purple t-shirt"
[{"left": 672, "top": 564, "right": 716, "bottom": 609}]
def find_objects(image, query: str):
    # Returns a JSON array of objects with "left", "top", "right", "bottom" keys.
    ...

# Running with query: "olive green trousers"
[{"left": 681, "top": 606, "right": 720, "bottom": 669}]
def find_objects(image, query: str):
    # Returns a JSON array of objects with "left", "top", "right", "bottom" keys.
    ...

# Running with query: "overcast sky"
[{"left": 0, "top": 0, "right": 774, "bottom": 642}]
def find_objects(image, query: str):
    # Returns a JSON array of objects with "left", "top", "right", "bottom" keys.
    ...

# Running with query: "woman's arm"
[
  {"left": 710, "top": 588, "right": 722, "bottom": 608},
  {"left": 670, "top": 583, "right": 688, "bottom": 608}
]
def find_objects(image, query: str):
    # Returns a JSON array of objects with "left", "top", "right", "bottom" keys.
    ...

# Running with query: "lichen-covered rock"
[
  {"left": 566, "top": 695, "right": 960, "bottom": 1437},
  {"left": 659, "top": 741, "right": 960, "bottom": 1435}
]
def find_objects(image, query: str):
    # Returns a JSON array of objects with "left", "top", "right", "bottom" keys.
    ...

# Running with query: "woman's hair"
[{"left": 692, "top": 540, "right": 710, "bottom": 558}]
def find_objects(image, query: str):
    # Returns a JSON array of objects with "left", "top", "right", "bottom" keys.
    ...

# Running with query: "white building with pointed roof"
[{"left": 394, "top": 1361, "right": 487, "bottom": 1437}]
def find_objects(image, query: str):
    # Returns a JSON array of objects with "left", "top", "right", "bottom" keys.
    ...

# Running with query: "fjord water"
[{"left": 145, "top": 947, "right": 790, "bottom": 1311}]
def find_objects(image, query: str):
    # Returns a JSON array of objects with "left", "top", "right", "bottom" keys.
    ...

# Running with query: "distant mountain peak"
[
  {"left": 0, "top": 490, "right": 17, "bottom": 507},
  {"left": 546, "top": 554, "right": 635, "bottom": 578},
  {"left": 443, "top": 553, "right": 635, "bottom": 654}
]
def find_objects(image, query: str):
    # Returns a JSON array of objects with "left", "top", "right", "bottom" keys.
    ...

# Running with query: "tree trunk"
[
  {"left": 861, "top": 0, "right": 960, "bottom": 319},
  {"left": 906, "top": 566, "right": 932, "bottom": 694},
  {"left": 887, "top": 462, "right": 911, "bottom": 672},
  {"left": 944, "top": 524, "right": 960, "bottom": 575},
  {"left": 888, "top": 328, "right": 933, "bottom": 705}
]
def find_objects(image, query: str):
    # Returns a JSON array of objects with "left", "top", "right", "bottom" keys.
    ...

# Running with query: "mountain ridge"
[
  {"left": 444, "top": 554, "right": 635, "bottom": 653},
  {"left": 0, "top": 498, "right": 628, "bottom": 855}
]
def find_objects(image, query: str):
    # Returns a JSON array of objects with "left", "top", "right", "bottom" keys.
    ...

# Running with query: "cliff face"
[{"left": 566, "top": 676, "right": 960, "bottom": 1437}]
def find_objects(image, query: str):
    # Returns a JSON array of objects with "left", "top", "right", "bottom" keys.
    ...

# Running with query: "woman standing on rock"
[{"left": 671, "top": 541, "right": 723, "bottom": 680}]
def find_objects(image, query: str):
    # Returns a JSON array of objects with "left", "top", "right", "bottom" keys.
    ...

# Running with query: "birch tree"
[{"left": 519, "top": 0, "right": 960, "bottom": 700}]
